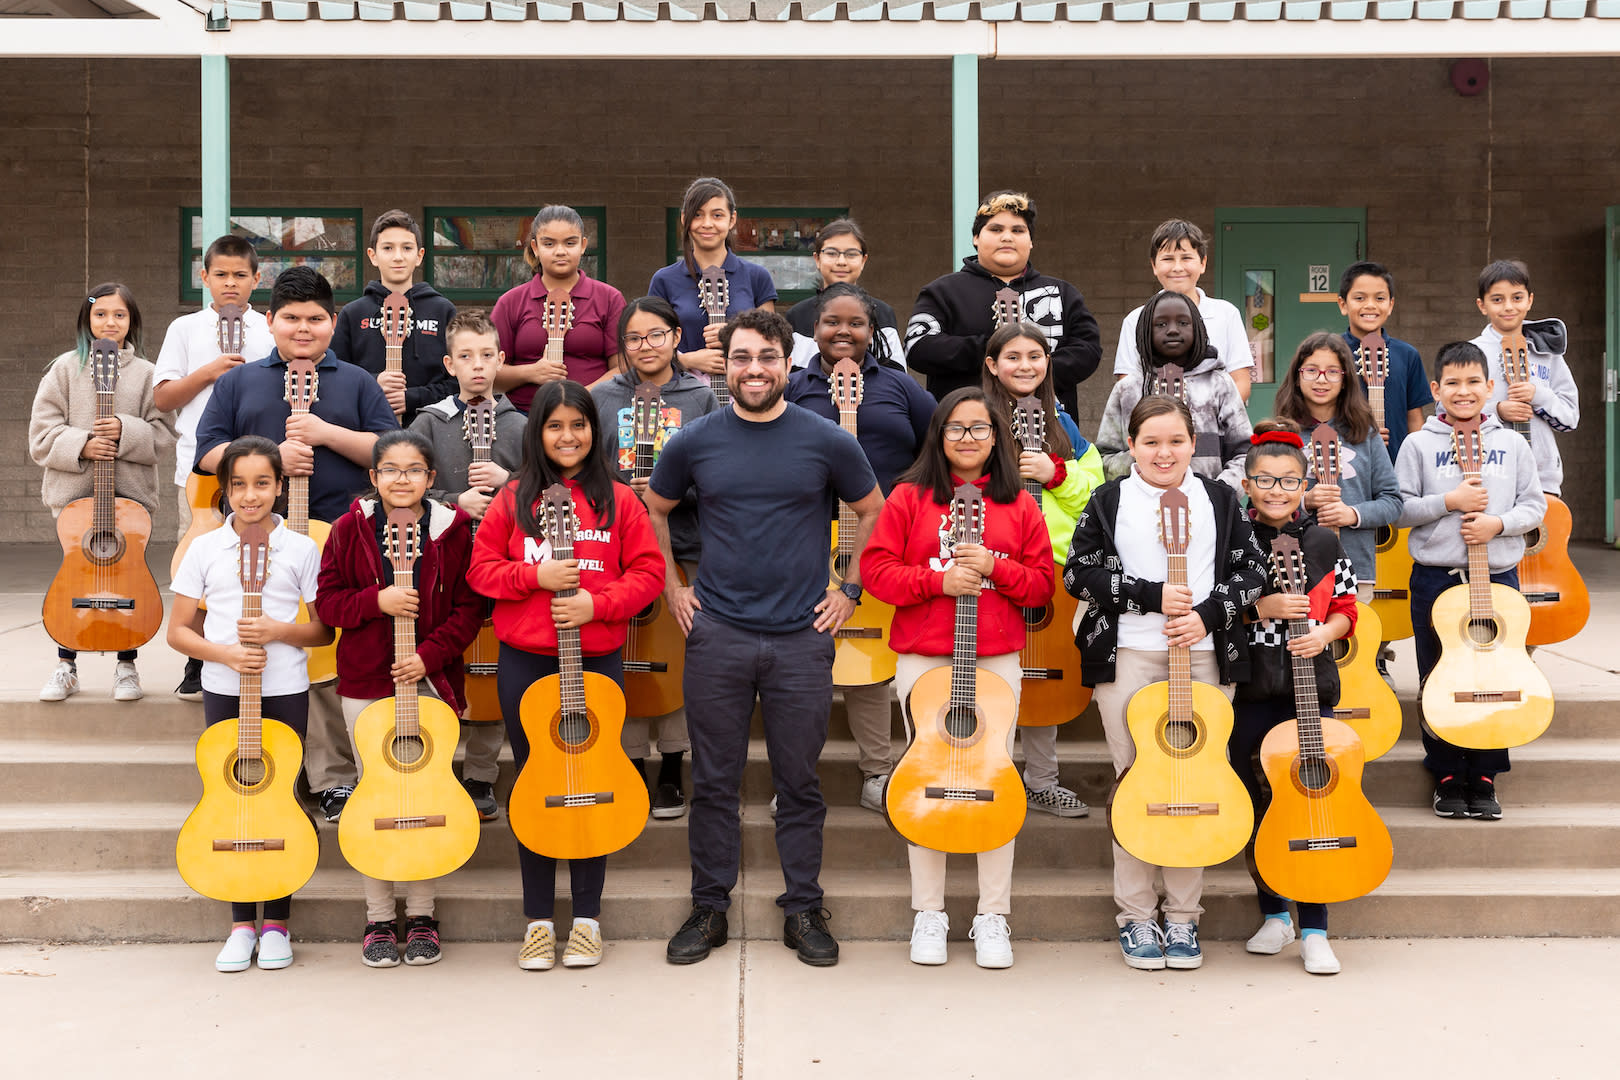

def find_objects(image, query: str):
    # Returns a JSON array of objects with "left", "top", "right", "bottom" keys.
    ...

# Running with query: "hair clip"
[{"left": 1251, "top": 430, "right": 1304, "bottom": 449}]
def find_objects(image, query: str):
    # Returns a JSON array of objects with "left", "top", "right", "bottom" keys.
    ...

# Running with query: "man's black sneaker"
[
  {"left": 175, "top": 657, "right": 204, "bottom": 702},
  {"left": 1432, "top": 777, "right": 1469, "bottom": 819},
  {"left": 319, "top": 785, "right": 354, "bottom": 823},
  {"left": 651, "top": 782, "right": 687, "bottom": 820},
  {"left": 666, "top": 906, "right": 728, "bottom": 965},
  {"left": 1467, "top": 776, "right": 1502, "bottom": 820},
  {"left": 783, "top": 908, "right": 839, "bottom": 967},
  {"left": 463, "top": 778, "right": 499, "bottom": 821}
]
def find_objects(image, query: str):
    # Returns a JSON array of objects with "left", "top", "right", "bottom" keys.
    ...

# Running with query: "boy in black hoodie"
[{"left": 333, "top": 208, "right": 458, "bottom": 425}]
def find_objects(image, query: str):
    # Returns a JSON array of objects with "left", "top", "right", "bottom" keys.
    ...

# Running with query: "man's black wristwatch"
[{"left": 839, "top": 581, "right": 863, "bottom": 604}]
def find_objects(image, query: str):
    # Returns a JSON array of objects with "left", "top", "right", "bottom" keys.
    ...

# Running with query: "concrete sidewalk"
[{"left": 2, "top": 938, "right": 1609, "bottom": 1078}]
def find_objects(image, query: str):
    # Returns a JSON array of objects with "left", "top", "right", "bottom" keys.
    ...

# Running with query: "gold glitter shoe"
[
  {"left": 561, "top": 919, "right": 603, "bottom": 968},
  {"left": 517, "top": 921, "right": 555, "bottom": 971}
]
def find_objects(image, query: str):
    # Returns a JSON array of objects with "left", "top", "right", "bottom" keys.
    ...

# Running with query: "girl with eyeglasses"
[{"left": 786, "top": 219, "right": 906, "bottom": 370}]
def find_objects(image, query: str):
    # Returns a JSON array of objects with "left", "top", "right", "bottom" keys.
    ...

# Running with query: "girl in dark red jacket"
[
  {"left": 316, "top": 428, "right": 484, "bottom": 968},
  {"left": 861, "top": 386, "right": 1053, "bottom": 971},
  {"left": 468, "top": 380, "right": 664, "bottom": 971}
]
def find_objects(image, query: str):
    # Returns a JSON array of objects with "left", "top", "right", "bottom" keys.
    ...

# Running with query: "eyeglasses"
[
  {"left": 817, "top": 247, "right": 866, "bottom": 262},
  {"left": 943, "top": 423, "right": 994, "bottom": 442},
  {"left": 1300, "top": 366, "right": 1345, "bottom": 383},
  {"left": 376, "top": 466, "right": 431, "bottom": 480},
  {"left": 624, "top": 329, "right": 674, "bottom": 350},
  {"left": 1246, "top": 474, "right": 1306, "bottom": 491},
  {"left": 726, "top": 352, "right": 785, "bottom": 366}
]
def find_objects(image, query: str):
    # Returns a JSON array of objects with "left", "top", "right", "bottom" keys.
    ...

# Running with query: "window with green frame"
[
  {"left": 179, "top": 208, "right": 364, "bottom": 305},
  {"left": 664, "top": 206, "right": 847, "bottom": 306},
  {"left": 425, "top": 207, "right": 607, "bottom": 303}
]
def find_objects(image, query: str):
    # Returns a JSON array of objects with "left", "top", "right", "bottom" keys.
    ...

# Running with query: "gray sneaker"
[
  {"left": 859, "top": 774, "right": 888, "bottom": 814},
  {"left": 1026, "top": 784, "right": 1089, "bottom": 818},
  {"left": 112, "top": 661, "right": 143, "bottom": 702}
]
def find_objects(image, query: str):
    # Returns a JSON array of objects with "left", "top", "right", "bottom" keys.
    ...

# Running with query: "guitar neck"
[
  {"left": 287, "top": 406, "right": 310, "bottom": 534},
  {"left": 385, "top": 344, "right": 403, "bottom": 377},
  {"left": 1367, "top": 386, "right": 1385, "bottom": 434},
  {"left": 1166, "top": 553, "right": 1191, "bottom": 718},
  {"left": 393, "top": 567, "right": 419, "bottom": 737},
  {"left": 238, "top": 591, "right": 264, "bottom": 759},
  {"left": 837, "top": 407, "right": 859, "bottom": 549},
  {"left": 950, "top": 590, "right": 978, "bottom": 711},
  {"left": 634, "top": 439, "right": 655, "bottom": 480},
  {"left": 1284, "top": 616, "right": 1325, "bottom": 758},
  {"left": 93, "top": 385, "right": 116, "bottom": 534},
  {"left": 544, "top": 338, "right": 565, "bottom": 375},
  {"left": 706, "top": 313, "right": 731, "bottom": 406},
  {"left": 1464, "top": 469, "right": 1493, "bottom": 618}
]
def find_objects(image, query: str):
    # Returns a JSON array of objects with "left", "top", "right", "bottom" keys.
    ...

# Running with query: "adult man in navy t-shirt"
[{"left": 647, "top": 309, "right": 883, "bottom": 968}]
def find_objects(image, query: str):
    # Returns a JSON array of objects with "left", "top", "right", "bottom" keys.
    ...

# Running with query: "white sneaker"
[
  {"left": 1301, "top": 934, "right": 1341, "bottom": 975},
  {"left": 257, "top": 926, "right": 293, "bottom": 970},
  {"left": 860, "top": 774, "right": 888, "bottom": 814},
  {"left": 39, "top": 661, "right": 79, "bottom": 702},
  {"left": 909, "top": 909, "right": 949, "bottom": 966},
  {"left": 1246, "top": 917, "right": 1296, "bottom": 955},
  {"left": 215, "top": 926, "right": 257, "bottom": 972},
  {"left": 768, "top": 794, "right": 777, "bottom": 817},
  {"left": 969, "top": 913, "right": 1014, "bottom": 969},
  {"left": 112, "top": 661, "right": 142, "bottom": 702}
]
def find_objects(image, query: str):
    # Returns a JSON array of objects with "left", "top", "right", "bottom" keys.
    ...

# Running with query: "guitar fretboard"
[
  {"left": 707, "top": 314, "right": 731, "bottom": 408},
  {"left": 950, "top": 588, "right": 979, "bottom": 712},
  {"left": 392, "top": 565, "right": 420, "bottom": 739},
  {"left": 554, "top": 530, "right": 587, "bottom": 719},
  {"left": 93, "top": 383, "right": 116, "bottom": 543},
  {"left": 1285, "top": 616, "right": 1326, "bottom": 760},
  {"left": 836, "top": 404, "right": 859, "bottom": 575},
  {"left": 237, "top": 589, "right": 264, "bottom": 762},
  {"left": 1166, "top": 552, "right": 1192, "bottom": 724}
]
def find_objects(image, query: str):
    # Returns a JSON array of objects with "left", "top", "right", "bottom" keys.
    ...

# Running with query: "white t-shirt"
[
  {"left": 153, "top": 305, "right": 275, "bottom": 485},
  {"left": 1114, "top": 467, "right": 1217, "bottom": 652},
  {"left": 1113, "top": 288, "right": 1253, "bottom": 378},
  {"left": 170, "top": 514, "right": 322, "bottom": 697}
]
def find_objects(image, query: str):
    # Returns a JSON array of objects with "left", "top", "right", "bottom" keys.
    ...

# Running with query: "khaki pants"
[
  {"left": 621, "top": 706, "right": 691, "bottom": 759},
  {"left": 176, "top": 485, "right": 191, "bottom": 542},
  {"left": 1092, "top": 647, "right": 1234, "bottom": 928},
  {"left": 895, "top": 651, "right": 1023, "bottom": 916},
  {"left": 1018, "top": 725, "right": 1060, "bottom": 791},
  {"left": 303, "top": 681, "right": 357, "bottom": 792},
  {"left": 841, "top": 681, "right": 895, "bottom": 778},
  {"left": 459, "top": 721, "right": 505, "bottom": 785},
  {"left": 1356, "top": 581, "right": 1374, "bottom": 605},
  {"left": 340, "top": 688, "right": 440, "bottom": 921}
]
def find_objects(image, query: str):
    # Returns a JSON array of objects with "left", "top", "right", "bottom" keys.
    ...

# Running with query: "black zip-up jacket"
[
  {"left": 1062, "top": 474, "right": 1268, "bottom": 688},
  {"left": 333, "top": 281, "right": 459, "bottom": 424},
  {"left": 1237, "top": 512, "right": 1358, "bottom": 709}
]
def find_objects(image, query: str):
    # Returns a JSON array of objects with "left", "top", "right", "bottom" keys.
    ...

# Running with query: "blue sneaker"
[
  {"left": 1118, "top": 920, "right": 1165, "bottom": 970},
  {"left": 1163, "top": 921, "right": 1203, "bottom": 969}
]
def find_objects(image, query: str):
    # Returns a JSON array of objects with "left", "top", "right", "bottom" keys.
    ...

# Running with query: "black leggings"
[
  {"left": 1231, "top": 698, "right": 1328, "bottom": 932},
  {"left": 203, "top": 689, "right": 310, "bottom": 925},
  {"left": 498, "top": 643, "right": 621, "bottom": 920}
]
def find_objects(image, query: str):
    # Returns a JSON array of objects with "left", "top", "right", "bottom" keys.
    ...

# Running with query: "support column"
[
  {"left": 951, "top": 53, "right": 979, "bottom": 263},
  {"left": 200, "top": 54, "right": 230, "bottom": 243}
]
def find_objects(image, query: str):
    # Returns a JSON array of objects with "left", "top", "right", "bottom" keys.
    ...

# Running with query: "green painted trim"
[
  {"left": 179, "top": 206, "right": 364, "bottom": 305},
  {"left": 199, "top": 55, "right": 230, "bottom": 246},
  {"left": 952, "top": 53, "right": 979, "bottom": 263},
  {"left": 1213, "top": 206, "right": 1367, "bottom": 228},
  {"left": 423, "top": 205, "right": 607, "bottom": 302}
]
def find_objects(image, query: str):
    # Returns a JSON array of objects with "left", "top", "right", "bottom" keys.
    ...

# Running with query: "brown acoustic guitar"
[
  {"left": 827, "top": 358, "right": 897, "bottom": 686},
  {"left": 885, "top": 482, "right": 1026, "bottom": 855},
  {"left": 170, "top": 303, "right": 243, "bottom": 577},
  {"left": 1356, "top": 330, "right": 1414, "bottom": 641},
  {"left": 459, "top": 396, "right": 503, "bottom": 724},
  {"left": 379, "top": 290, "right": 412, "bottom": 418},
  {"left": 697, "top": 265, "right": 731, "bottom": 408},
  {"left": 282, "top": 356, "right": 339, "bottom": 683},
  {"left": 42, "top": 339, "right": 164, "bottom": 654},
  {"left": 621, "top": 382, "right": 688, "bottom": 717}
]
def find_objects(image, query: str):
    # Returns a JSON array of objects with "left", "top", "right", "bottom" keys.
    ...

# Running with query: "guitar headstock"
[
  {"left": 379, "top": 292, "right": 413, "bottom": 349},
  {"left": 89, "top": 338, "right": 120, "bottom": 395},
  {"left": 384, "top": 507, "right": 420, "bottom": 576},
  {"left": 1269, "top": 534, "right": 1306, "bottom": 596},
  {"left": 1158, "top": 487, "right": 1190, "bottom": 556},
  {"left": 632, "top": 382, "right": 663, "bottom": 445},
  {"left": 462, "top": 396, "right": 496, "bottom": 453},
  {"left": 1355, "top": 329, "right": 1388, "bottom": 389},
  {"left": 544, "top": 288, "right": 575, "bottom": 339},
  {"left": 539, "top": 482, "right": 578, "bottom": 560},
  {"left": 1152, "top": 363, "right": 1187, "bottom": 401},
  {"left": 698, "top": 265, "right": 729, "bottom": 318},
  {"left": 236, "top": 523, "right": 270, "bottom": 594},
  {"left": 1501, "top": 330, "right": 1531, "bottom": 385},
  {"left": 1450, "top": 415, "right": 1484, "bottom": 475},
  {"left": 948, "top": 480, "right": 986, "bottom": 547},
  {"left": 1308, "top": 422, "right": 1341, "bottom": 487},
  {"left": 216, "top": 303, "right": 246, "bottom": 356},
  {"left": 830, "top": 358, "right": 863, "bottom": 413},
  {"left": 284, "top": 356, "right": 318, "bottom": 412},
  {"left": 991, "top": 287, "right": 1020, "bottom": 329},
  {"left": 1012, "top": 395, "right": 1045, "bottom": 453}
]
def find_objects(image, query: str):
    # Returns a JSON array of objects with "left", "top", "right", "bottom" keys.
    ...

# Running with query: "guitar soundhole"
[
  {"left": 383, "top": 731, "right": 432, "bottom": 773},
  {"left": 1330, "top": 636, "right": 1355, "bottom": 666},
  {"left": 1375, "top": 526, "right": 1396, "bottom": 552},
  {"left": 631, "top": 596, "right": 662, "bottom": 625},
  {"left": 1022, "top": 604, "right": 1053, "bottom": 632},
  {"left": 944, "top": 705, "right": 979, "bottom": 741},
  {"left": 1155, "top": 717, "right": 1206, "bottom": 757},
  {"left": 553, "top": 710, "right": 599, "bottom": 753},
  {"left": 1466, "top": 617, "right": 1500, "bottom": 647},
  {"left": 225, "top": 752, "right": 273, "bottom": 795},
  {"left": 831, "top": 552, "right": 852, "bottom": 583},
  {"left": 1523, "top": 527, "right": 1545, "bottom": 556},
  {"left": 1291, "top": 755, "right": 1339, "bottom": 798},
  {"left": 82, "top": 528, "right": 126, "bottom": 565}
]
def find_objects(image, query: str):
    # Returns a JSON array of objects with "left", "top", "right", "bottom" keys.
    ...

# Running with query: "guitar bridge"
[
  {"left": 622, "top": 660, "right": 670, "bottom": 674},
  {"left": 465, "top": 663, "right": 498, "bottom": 675},
  {"left": 373, "top": 815, "right": 447, "bottom": 830},
  {"left": 212, "top": 838, "right": 286, "bottom": 851},
  {"left": 1333, "top": 707, "right": 1372, "bottom": 719},
  {"left": 1453, "top": 690, "right": 1522, "bottom": 703},
  {"left": 72, "top": 597, "right": 136, "bottom": 610},
  {"left": 1372, "top": 589, "right": 1408, "bottom": 601},
  {"left": 1522, "top": 591, "right": 1560, "bottom": 604},
  {"left": 1021, "top": 667, "right": 1063, "bottom": 681},
  {"left": 835, "top": 628, "right": 883, "bottom": 639},
  {"left": 1146, "top": 803, "right": 1219, "bottom": 816},
  {"left": 1288, "top": 836, "right": 1358, "bottom": 851},
  {"left": 924, "top": 786, "right": 995, "bottom": 802},
  {"left": 545, "top": 792, "right": 616, "bottom": 807}
]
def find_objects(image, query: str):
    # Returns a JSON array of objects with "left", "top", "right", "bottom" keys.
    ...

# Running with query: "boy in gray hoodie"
[{"left": 1395, "top": 341, "right": 1545, "bottom": 822}]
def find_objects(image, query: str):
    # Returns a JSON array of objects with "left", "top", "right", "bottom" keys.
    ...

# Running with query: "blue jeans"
[{"left": 1410, "top": 563, "right": 1515, "bottom": 780}]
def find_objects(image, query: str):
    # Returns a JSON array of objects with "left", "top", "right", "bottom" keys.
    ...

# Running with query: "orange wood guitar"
[
  {"left": 1010, "top": 395, "right": 1090, "bottom": 726},
  {"left": 1109, "top": 487, "right": 1252, "bottom": 869},
  {"left": 379, "top": 290, "right": 411, "bottom": 418},
  {"left": 170, "top": 303, "right": 244, "bottom": 577},
  {"left": 1252, "top": 535, "right": 1393, "bottom": 905},
  {"left": 1329, "top": 602, "right": 1400, "bottom": 762},
  {"left": 1500, "top": 331, "right": 1589, "bottom": 645},
  {"left": 1420, "top": 416, "right": 1553, "bottom": 749},
  {"left": 827, "top": 358, "right": 898, "bottom": 686},
  {"left": 508, "top": 485, "right": 649, "bottom": 859},
  {"left": 282, "top": 356, "right": 339, "bottom": 683},
  {"left": 42, "top": 339, "right": 164, "bottom": 654},
  {"left": 1356, "top": 330, "right": 1414, "bottom": 641},
  {"left": 339, "top": 509, "right": 482, "bottom": 881},
  {"left": 459, "top": 396, "right": 503, "bottom": 724},
  {"left": 622, "top": 382, "right": 688, "bottom": 716},
  {"left": 697, "top": 266, "right": 731, "bottom": 408},
  {"left": 885, "top": 482, "right": 1026, "bottom": 855},
  {"left": 176, "top": 524, "right": 319, "bottom": 902}
]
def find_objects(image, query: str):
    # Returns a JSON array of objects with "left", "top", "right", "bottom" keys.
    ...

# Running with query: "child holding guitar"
[
  {"left": 1064, "top": 395, "right": 1267, "bottom": 971},
  {"left": 168, "top": 436, "right": 331, "bottom": 971},
  {"left": 1232, "top": 420, "right": 1359, "bottom": 975},
  {"left": 863, "top": 387, "right": 1053, "bottom": 969},
  {"left": 979, "top": 321, "right": 1104, "bottom": 817},
  {"left": 468, "top": 381, "right": 664, "bottom": 970},
  {"left": 1338, "top": 261, "right": 1433, "bottom": 459},
  {"left": 31, "top": 283, "right": 175, "bottom": 703}
]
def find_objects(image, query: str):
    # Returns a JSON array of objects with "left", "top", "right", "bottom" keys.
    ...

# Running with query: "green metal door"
[
  {"left": 1605, "top": 206, "right": 1620, "bottom": 544},
  {"left": 1213, "top": 209, "right": 1367, "bottom": 423}
]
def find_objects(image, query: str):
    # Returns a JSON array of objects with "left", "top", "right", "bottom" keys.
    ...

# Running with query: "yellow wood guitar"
[
  {"left": 1356, "top": 329, "right": 1414, "bottom": 641},
  {"left": 827, "top": 358, "right": 897, "bottom": 686},
  {"left": 1329, "top": 602, "right": 1400, "bottom": 762},
  {"left": 170, "top": 304, "right": 244, "bottom": 578},
  {"left": 282, "top": 356, "right": 339, "bottom": 683}
]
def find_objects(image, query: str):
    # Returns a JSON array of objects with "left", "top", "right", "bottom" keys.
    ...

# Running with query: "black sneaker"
[
  {"left": 1432, "top": 776, "right": 1469, "bottom": 819},
  {"left": 175, "top": 657, "right": 204, "bottom": 702},
  {"left": 1467, "top": 776, "right": 1502, "bottom": 820},
  {"left": 463, "top": 778, "right": 499, "bottom": 821},
  {"left": 403, "top": 915, "right": 442, "bottom": 965},
  {"left": 319, "top": 786, "right": 354, "bottom": 823},
  {"left": 666, "top": 906, "right": 728, "bottom": 965},
  {"left": 361, "top": 921, "right": 400, "bottom": 968},
  {"left": 651, "top": 782, "right": 687, "bottom": 821},
  {"left": 783, "top": 908, "right": 839, "bottom": 967}
]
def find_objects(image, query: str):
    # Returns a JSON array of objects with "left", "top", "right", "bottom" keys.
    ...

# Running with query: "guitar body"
[
  {"left": 1330, "top": 602, "right": 1400, "bottom": 762},
  {"left": 623, "top": 565, "right": 688, "bottom": 717},
  {"left": 1520, "top": 494, "right": 1589, "bottom": 646},
  {"left": 43, "top": 495, "right": 163, "bottom": 654},
  {"left": 298, "top": 518, "right": 339, "bottom": 684},
  {"left": 1110, "top": 679, "right": 1252, "bottom": 869},
  {"left": 1252, "top": 716, "right": 1392, "bottom": 904},
  {"left": 339, "top": 694, "right": 481, "bottom": 881},
  {"left": 1421, "top": 582, "right": 1553, "bottom": 749},
  {"left": 829, "top": 521, "right": 897, "bottom": 686},
  {"left": 461, "top": 608, "right": 503, "bottom": 724},
  {"left": 886, "top": 665, "right": 1025, "bottom": 854},
  {"left": 171, "top": 473, "right": 225, "bottom": 577},
  {"left": 1371, "top": 525, "right": 1414, "bottom": 641},
  {"left": 1017, "top": 584, "right": 1092, "bottom": 726},
  {"left": 509, "top": 671, "right": 648, "bottom": 859},
  {"left": 176, "top": 717, "right": 319, "bottom": 903}
]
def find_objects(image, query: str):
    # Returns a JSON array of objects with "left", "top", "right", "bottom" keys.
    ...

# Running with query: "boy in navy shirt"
[{"left": 1338, "top": 261, "right": 1433, "bottom": 459}]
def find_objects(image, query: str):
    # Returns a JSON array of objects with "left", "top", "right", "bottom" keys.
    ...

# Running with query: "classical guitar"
[
  {"left": 1307, "top": 422, "right": 1342, "bottom": 537},
  {"left": 1252, "top": 535, "right": 1393, "bottom": 905},
  {"left": 1500, "top": 331, "right": 1589, "bottom": 645},
  {"left": 543, "top": 286, "right": 574, "bottom": 387},
  {"left": 697, "top": 265, "right": 731, "bottom": 408},
  {"left": 827, "top": 358, "right": 897, "bottom": 687},
  {"left": 378, "top": 290, "right": 412, "bottom": 417},
  {"left": 1109, "top": 487, "right": 1252, "bottom": 869},
  {"left": 1356, "top": 330, "right": 1414, "bottom": 641},
  {"left": 1420, "top": 416, "right": 1553, "bottom": 749},
  {"left": 885, "top": 482, "right": 1026, "bottom": 854},
  {"left": 992, "top": 286, "right": 1020, "bottom": 329},
  {"left": 509, "top": 485, "right": 649, "bottom": 859},
  {"left": 170, "top": 303, "right": 242, "bottom": 577},
  {"left": 1010, "top": 394, "right": 1090, "bottom": 726},
  {"left": 42, "top": 339, "right": 164, "bottom": 654},
  {"left": 176, "top": 524, "right": 318, "bottom": 902},
  {"left": 621, "top": 382, "right": 688, "bottom": 717},
  {"left": 1151, "top": 363, "right": 1187, "bottom": 401},
  {"left": 340, "top": 509, "right": 481, "bottom": 881},
  {"left": 459, "top": 396, "right": 503, "bottom": 724},
  {"left": 1329, "top": 602, "right": 1400, "bottom": 762},
  {"left": 282, "top": 356, "right": 339, "bottom": 682}
]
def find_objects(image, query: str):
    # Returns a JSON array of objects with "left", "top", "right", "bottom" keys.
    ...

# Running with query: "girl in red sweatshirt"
[
  {"left": 861, "top": 386, "right": 1053, "bottom": 971},
  {"left": 468, "top": 379, "right": 664, "bottom": 971}
]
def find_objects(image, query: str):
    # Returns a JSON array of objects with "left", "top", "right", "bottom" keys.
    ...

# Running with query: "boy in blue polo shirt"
[{"left": 1338, "top": 261, "right": 1433, "bottom": 460}]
